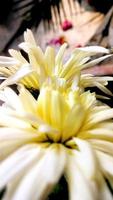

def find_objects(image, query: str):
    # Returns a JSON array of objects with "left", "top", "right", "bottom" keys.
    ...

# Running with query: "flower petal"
[
  {"left": 74, "top": 139, "right": 98, "bottom": 179},
  {"left": 62, "top": 105, "right": 85, "bottom": 141},
  {"left": 65, "top": 154, "right": 98, "bottom": 200},
  {"left": 44, "top": 46, "right": 55, "bottom": 76},
  {"left": 0, "top": 144, "right": 44, "bottom": 189},
  {"left": 96, "top": 150, "right": 113, "bottom": 176},
  {"left": 10, "top": 144, "right": 66, "bottom": 200}
]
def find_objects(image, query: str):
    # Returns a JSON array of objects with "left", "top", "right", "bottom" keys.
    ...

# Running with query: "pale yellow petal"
[
  {"left": 62, "top": 105, "right": 85, "bottom": 141},
  {"left": 0, "top": 64, "right": 33, "bottom": 89},
  {"left": 55, "top": 43, "right": 67, "bottom": 75},
  {"left": 19, "top": 86, "right": 37, "bottom": 114},
  {"left": 44, "top": 46, "right": 55, "bottom": 75}
]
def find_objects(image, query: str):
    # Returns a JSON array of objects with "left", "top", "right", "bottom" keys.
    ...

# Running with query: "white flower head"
[
  {"left": 0, "top": 86, "right": 113, "bottom": 199},
  {"left": 0, "top": 29, "right": 112, "bottom": 96}
]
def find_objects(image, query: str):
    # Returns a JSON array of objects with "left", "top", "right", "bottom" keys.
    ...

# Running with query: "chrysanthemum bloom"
[
  {"left": 0, "top": 29, "right": 113, "bottom": 95},
  {"left": 0, "top": 86, "right": 113, "bottom": 199}
]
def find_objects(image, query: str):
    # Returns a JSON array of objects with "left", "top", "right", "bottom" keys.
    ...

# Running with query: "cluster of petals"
[
  {"left": 0, "top": 29, "right": 113, "bottom": 96},
  {"left": 0, "top": 30, "right": 113, "bottom": 200}
]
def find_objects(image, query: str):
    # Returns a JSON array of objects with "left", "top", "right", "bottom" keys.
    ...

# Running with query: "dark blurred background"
[{"left": 0, "top": 0, "right": 112, "bottom": 53}]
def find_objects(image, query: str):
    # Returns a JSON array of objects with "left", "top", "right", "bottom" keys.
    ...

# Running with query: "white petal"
[
  {"left": 74, "top": 139, "right": 98, "bottom": 179},
  {"left": 24, "top": 29, "right": 36, "bottom": 45},
  {"left": 78, "top": 46, "right": 109, "bottom": 54},
  {"left": 96, "top": 150, "right": 113, "bottom": 176},
  {"left": 0, "top": 87, "right": 23, "bottom": 111},
  {"left": 0, "top": 64, "right": 33, "bottom": 89},
  {"left": 87, "top": 108, "right": 113, "bottom": 125},
  {"left": 65, "top": 154, "right": 98, "bottom": 200},
  {"left": 11, "top": 144, "right": 66, "bottom": 200},
  {"left": 89, "top": 139, "right": 113, "bottom": 156},
  {"left": 99, "top": 176, "right": 113, "bottom": 200},
  {"left": 0, "top": 144, "right": 44, "bottom": 189},
  {"left": 0, "top": 127, "right": 44, "bottom": 160},
  {"left": 82, "top": 55, "right": 112, "bottom": 69},
  {"left": 9, "top": 49, "right": 27, "bottom": 64},
  {"left": 0, "top": 111, "right": 31, "bottom": 128},
  {"left": 0, "top": 56, "right": 18, "bottom": 66}
]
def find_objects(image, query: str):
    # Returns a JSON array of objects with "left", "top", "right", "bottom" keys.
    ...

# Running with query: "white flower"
[
  {"left": 0, "top": 29, "right": 112, "bottom": 95},
  {"left": 0, "top": 86, "right": 113, "bottom": 199}
]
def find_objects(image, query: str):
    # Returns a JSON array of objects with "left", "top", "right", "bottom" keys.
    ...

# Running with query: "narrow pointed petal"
[
  {"left": 96, "top": 150, "right": 113, "bottom": 176},
  {"left": 78, "top": 46, "right": 110, "bottom": 54},
  {"left": 44, "top": 46, "right": 55, "bottom": 75},
  {"left": 9, "top": 50, "right": 27, "bottom": 64},
  {"left": 24, "top": 29, "right": 37, "bottom": 45},
  {"left": 0, "top": 144, "right": 44, "bottom": 189},
  {"left": 65, "top": 154, "right": 98, "bottom": 200},
  {"left": 19, "top": 86, "right": 37, "bottom": 114},
  {"left": 10, "top": 144, "right": 66, "bottom": 200},
  {"left": 74, "top": 139, "right": 98, "bottom": 179},
  {"left": 89, "top": 139, "right": 113, "bottom": 156},
  {"left": 55, "top": 43, "right": 67, "bottom": 76},
  {"left": 0, "top": 64, "right": 33, "bottom": 89},
  {"left": 0, "top": 128, "right": 41, "bottom": 159},
  {"left": 0, "top": 56, "right": 18, "bottom": 67},
  {"left": 82, "top": 55, "right": 112, "bottom": 69}
]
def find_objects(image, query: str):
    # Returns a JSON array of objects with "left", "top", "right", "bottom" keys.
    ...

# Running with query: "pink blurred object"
[
  {"left": 61, "top": 20, "right": 73, "bottom": 31},
  {"left": 47, "top": 36, "right": 67, "bottom": 46},
  {"left": 74, "top": 44, "right": 83, "bottom": 48}
]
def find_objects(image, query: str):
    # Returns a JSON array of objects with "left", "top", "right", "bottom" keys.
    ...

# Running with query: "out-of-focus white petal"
[
  {"left": 0, "top": 127, "right": 46, "bottom": 160},
  {"left": 78, "top": 129, "right": 113, "bottom": 142},
  {"left": 74, "top": 139, "right": 98, "bottom": 179},
  {"left": 0, "top": 56, "right": 19, "bottom": 67},
  {"left": 0, "top": 111, "right": 31, "bottom": 128},
  {"left": 0, "top": 64, "right": 33, "bottom": 89},
  {"left": 89, "top": 139, "right": 113, "bottom": 156},
  {"left": 96, "top": 150, "right": 113, "bottom": 176},
  {"left": 0, "top": 87, "right": 22, "bottom": 111},
  {"left": 65, "top": 154, "right": 98, "bottom": 200},
  {"left": 24, "top": 29, "right": 37, "bottom": 45},
  {"left": 78, "top": 46, "right": 110, "bottom": 54},
  {"left": 99, "top": 177, "right": 113, "bottom": 200},
  {"left": 82, "top": 55, "right": 112, "bottom": 69},
  {"left": 0, "top": 144, "right": 44, "bottom": 189},
  {"left": 10, "top": 144, "right": 66, "bottom": 200},
  {"left": 9, "top": 49, "right": 27, "bottom": 64}
]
